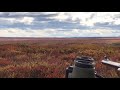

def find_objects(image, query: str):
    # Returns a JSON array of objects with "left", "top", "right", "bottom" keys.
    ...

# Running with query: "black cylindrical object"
[{"left": 66, "top": 56, "right": 95, "bottom": 78}]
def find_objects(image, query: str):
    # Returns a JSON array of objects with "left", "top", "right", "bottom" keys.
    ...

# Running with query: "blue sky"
[{"left": 0, "top": 12, "right": 120, "bottom": 37}]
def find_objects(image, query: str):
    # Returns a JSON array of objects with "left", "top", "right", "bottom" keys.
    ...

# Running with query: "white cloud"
[
  {"left": 0, "top": 12, "right": 120, "bottom": 37},
  {"left": 0, "top": 17, "right": 34, "bottom": 25},
  {"left": 48, "top": 12, "right": 120, "bottom": 26},
  {"left": 0, "top": 12, "right": 58, "bottom": 16},
  {"left": 0, "top": 28, "right": 120, "bottom": 37},
  {"left": 19, "top": 17, "right": 34, "bottom": 25},
  {"left": 48, "top": 12, "right": 70, "bottom": 22},
  {"left": 1, "top": 12, "right": 120, "bottom": 27},
  {"left": 40, "top": 12, "right": 58, "bottom": 15}
]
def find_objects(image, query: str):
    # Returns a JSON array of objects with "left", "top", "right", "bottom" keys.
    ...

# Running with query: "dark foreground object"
[
  {"left": 66, "top": 56, "right": 96, "bottom": 78},
  {"left": 66, "top": 56, "right": 120, "bottom": 78}
]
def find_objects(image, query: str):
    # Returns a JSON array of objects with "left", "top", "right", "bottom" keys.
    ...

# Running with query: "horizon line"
[{"left": 0, "top": 37, "right": 120, "bottom": 38}]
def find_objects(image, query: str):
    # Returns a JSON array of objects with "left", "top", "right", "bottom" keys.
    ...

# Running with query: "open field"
[{"left": 0, "top": 37, "right": 120, "bottom": 78}]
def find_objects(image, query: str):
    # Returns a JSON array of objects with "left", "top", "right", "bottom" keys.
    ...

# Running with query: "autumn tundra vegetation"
[{"left": 0, "top": 37, "right": 120, "bottom": 78}]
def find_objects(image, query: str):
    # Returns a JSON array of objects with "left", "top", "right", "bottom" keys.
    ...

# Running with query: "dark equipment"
[
  {"left": 65, "top": 56, "right": 120, "bottom": 78},
  {"left": 65, "top": 56, "right": 96, "bottom": 78}
]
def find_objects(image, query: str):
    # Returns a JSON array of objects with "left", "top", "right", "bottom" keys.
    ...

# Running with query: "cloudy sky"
[{"left": 0, "top": 12, "right": 120, "bottom": 37}]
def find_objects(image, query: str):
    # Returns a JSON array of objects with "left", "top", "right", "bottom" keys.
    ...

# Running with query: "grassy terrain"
[{"left": 0, "top": 38, "right": 120, "bottom": 78}]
